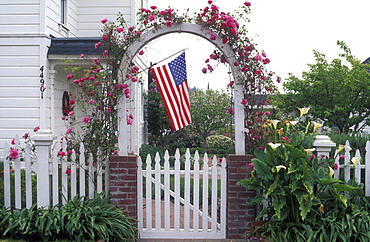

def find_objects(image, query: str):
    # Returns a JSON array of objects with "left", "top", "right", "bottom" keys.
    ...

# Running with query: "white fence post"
[
  {"left": 32, "top": 129, "right": 55, "bottom": 208},
  {"left": 312, "top": 135, "right": 336, "bottom": 158}
]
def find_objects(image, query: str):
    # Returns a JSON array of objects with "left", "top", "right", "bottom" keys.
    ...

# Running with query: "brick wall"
[
  {"left": 109, "top": 155, "right": 138, "bottom": 219},
  {"left": 226, "top": 154, "right": 255, "bottom": 239}
]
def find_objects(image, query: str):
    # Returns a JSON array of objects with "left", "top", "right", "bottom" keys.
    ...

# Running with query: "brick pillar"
[
  {"left": 109, "top": 155, "right": 138, "bottom": 220},
  {"left": 226, "top": 154, "right": 256, "bottom": 239}
]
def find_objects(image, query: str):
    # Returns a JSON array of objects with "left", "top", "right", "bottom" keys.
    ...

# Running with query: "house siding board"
[
  {"left": 0, "top": 37, "right": 43, "bottom": 159},
  {"left": 77, "top": 0, "right": 131, "bottom": 37},
  {"left": 0, "top": 1, "right": 40, "bottom": 34},
  {"left": 0, "top": 56, "right": 40, "bottom": 67}
]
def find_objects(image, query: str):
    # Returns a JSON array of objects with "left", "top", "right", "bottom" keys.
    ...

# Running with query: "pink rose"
[
  {"left": 227, "top": 107, "right": 234, "bottom": 114},
  {"left": 166, "top": 21, "right": 172, "bottom": 27},
  {"left": 66, "top": 128, "right": 73, "bottom": 134},
  {"left": 333, "top": 163, "right": 339, "bottom": 170},
  {"left": 65, "top": 169, "right": 71, "bottom": 174},
  {"left": 23, "top": 133, "right": 29, "bottom": 139},
  {"left": 11, "top": 139, "right": 15, "bottom": 145},
  {"left": 34, "top": 126, "right": 40, "bottom": 132},
  {"left": 94, "top": 42, "right": 102, "bottom": 49},
  {"left": 69, "top": 99, "right": 75, "bottom": 105},
  {"left": 83, "top": 117, "right": 90, "bottom": 123},
  {"left": 148, "top": 15, "right": 155, "bottom": 21},
  {"left": 210, "top": 34, "right": 217, "bottom": 41},
  {"left": 101, "top": 18, "right": 108, "bottom": 24},
  {"left": 138, "top": 50, "right": 145, "bottom": 55},
  {"left": 248, "top": 162, "right": 254, "bottom": 170},
  {"left": 58, "top": 151, "right": 66, "bottom": 157},
  {"left": 244, "top": 2, "right": 251, "bottom": 6},
  {"left": 9, "top": 149, "right": 19, "bottom": 159},
  {"left": 241, "top": 99, "right": 248, "bottom": 105},
  {"left": 116, "top": 27, "right": 124, "bottom": 33},
  {"left": 66, "top": 74, "right": 74, "bottom": 79}
]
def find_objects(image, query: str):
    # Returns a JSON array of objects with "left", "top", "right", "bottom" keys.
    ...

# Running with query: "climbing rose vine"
[{"left": 63, "top": 1, "right": 279, "bottom": 161}]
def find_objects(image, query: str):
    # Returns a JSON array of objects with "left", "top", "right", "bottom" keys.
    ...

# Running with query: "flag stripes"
[{"left": 151, "top": 53, "right": 191, "bottom": 131}]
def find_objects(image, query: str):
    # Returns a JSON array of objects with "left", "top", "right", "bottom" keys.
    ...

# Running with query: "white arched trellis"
[{"left": 118, "top": 22, "right": 245, "bottom": 155}]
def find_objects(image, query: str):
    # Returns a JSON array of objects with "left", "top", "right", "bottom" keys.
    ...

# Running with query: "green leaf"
[{"left": 252, "top": 158, "right": 273, "bottom": 181}]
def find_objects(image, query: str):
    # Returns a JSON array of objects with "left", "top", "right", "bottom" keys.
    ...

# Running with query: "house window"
[{"left": 61, "top": 0, "right": 67, "bottom": 24}]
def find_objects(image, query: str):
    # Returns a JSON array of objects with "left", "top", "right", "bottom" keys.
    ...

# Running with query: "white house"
[{"left": 0, "top": 0, "right": 148, "bottom": 159}]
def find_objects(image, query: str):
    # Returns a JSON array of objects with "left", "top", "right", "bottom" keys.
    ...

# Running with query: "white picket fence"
[
  {"left": 1, "top": 135, "right": 109, "bottom": 209},
  {"left": 137, "top": 149, "right": 227, "bottom": 239},
  {"left": 333, "top": 140, "right": 370, "bottom": 196}
]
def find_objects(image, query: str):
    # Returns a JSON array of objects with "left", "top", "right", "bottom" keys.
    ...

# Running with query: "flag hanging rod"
[
  {"left": 125, "top": 48, "right": 188, "bottom": 80},
  {"left": 151, "top": 48, "right": 188, "bottom": 67}
]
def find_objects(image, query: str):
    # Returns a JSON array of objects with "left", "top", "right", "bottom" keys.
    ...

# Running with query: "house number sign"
[{"left": 40, "top": 66, "right": 46, "bottom": 98}]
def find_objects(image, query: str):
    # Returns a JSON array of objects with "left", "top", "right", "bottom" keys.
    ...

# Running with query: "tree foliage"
[
  {"left": 272, "top": 41, "right": 370, "bottom": 133},
  {"left": 188, "top": 89, "right": 233, "bottom": 152},
  {"left": 146, "top": 87, "right": 232, "bottom": 153}
]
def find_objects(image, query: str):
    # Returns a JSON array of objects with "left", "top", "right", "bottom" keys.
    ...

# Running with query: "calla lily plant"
[{"left": 238, "top": 108, "right": 361, "bottom": 224}]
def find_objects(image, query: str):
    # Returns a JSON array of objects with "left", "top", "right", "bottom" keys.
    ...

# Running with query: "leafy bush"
[
  {"left": 0, "top": 194, "right": 137, "bottom": 241},
  {"left": 329, "top": 131, "right": 370, "bottom": 157},
  {"left": 206, "top": 135, "right": 234, "bottom": 154},
  {"left": 139, "top": 144, "right": 162, "bottom": 161}
]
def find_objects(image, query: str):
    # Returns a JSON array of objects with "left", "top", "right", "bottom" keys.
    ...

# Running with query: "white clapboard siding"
[
  {"left": 2, "top": 136, "right": 108, "bottom": 208},
  {"left": 138, "top": 148, "right": 227, "bottom": 239},
  {"left": 77, "top": 0, "right": 132, "bottom": 37}
]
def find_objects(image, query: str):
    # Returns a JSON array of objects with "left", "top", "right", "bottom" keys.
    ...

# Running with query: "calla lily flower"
[
  {"left": 289, "top": 120, "right": 298, "bottom": 126},
  {"left": 263, "top": 120, "right": 272, "bottom": 128},
  {"left": 312, "top": 121, "right": 324, "bottom": 132},
  {"left": 270, "top": 120, "right": 280, "bottom": 129},
  {"left": 337, "top": 144, "right": 352, "bottom": 153},
  {"left": 276, "top": 165, "right": 286, "bottom": 172},
  {"left": 351, "top": 157, "right": 361, "bottom": 167},
  {"left": 328, "top": 166, "right": 334, "bottom": 177},
  {"left": 305, "top": 121, "right": 311, "bottom": 134},
  {"left": 276, "top": 128, "right": 284, "bottom": 135},
  {"left": 298, "top": 107, "right": 310, "bottom": 117},
  {"left": 304, "top": 148, "right": 316, "bottom": 156},
  {"left": 268, "top": 142, "right": 281, "bottom": 150}
]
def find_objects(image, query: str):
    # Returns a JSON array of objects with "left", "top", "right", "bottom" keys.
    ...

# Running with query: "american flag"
[{"left": 151, "top": 52, "right": 191, "bottom": 131}]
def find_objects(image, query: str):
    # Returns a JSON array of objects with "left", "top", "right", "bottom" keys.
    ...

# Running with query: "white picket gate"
[
  {"left": 137, "top": 148, "right": 227, "bottom": 239},
  {"left": 1, "top": 135, "right": 109, "bottom": 208}
]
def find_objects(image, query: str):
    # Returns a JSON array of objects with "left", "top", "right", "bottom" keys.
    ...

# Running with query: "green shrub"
[
  {"left": 0, "top": 194, "right": 137, "bottom": 241},
  {"left": 206, "top": 135, "right": 234, "bottom": 154},
  {"left": 139, "top": 144, "right": 162, "bottom": 161},
  {"left": 329, "top": 131, "right": 370, "bottom": 157}
]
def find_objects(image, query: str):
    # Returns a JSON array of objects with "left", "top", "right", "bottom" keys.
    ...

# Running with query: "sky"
[{"left": 146, "top": 0, "right": 370, "bottom": 91}]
